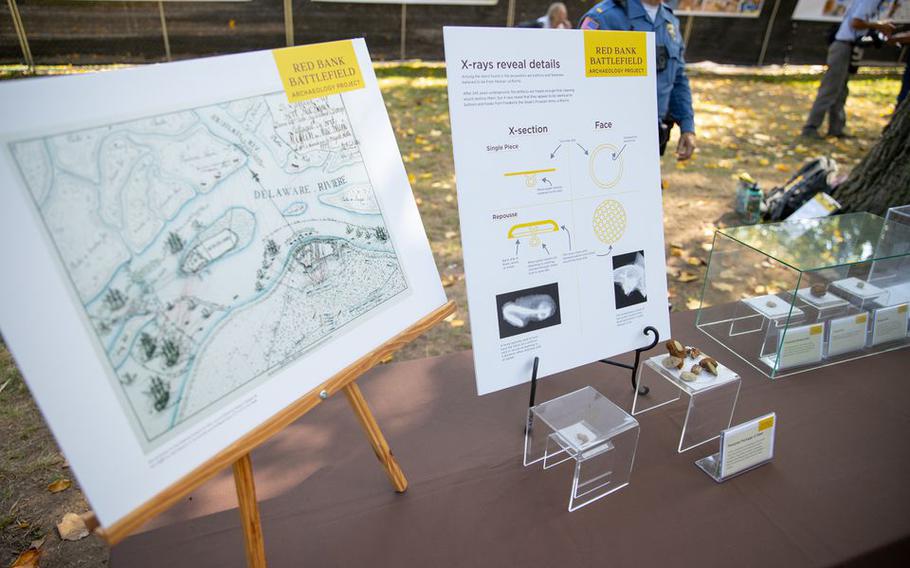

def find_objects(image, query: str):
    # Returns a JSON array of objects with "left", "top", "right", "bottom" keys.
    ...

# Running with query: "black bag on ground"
[{"left": 762, "top": 157, "right": 838, "bottom": 221}]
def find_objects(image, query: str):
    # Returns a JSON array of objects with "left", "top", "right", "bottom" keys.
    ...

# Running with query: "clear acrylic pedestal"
[
  {"left": 524, "top": 386, "right": 639, "bottom": 512},
  {"left": 632, "top": 353, "right": 741, "bottom": 453}
]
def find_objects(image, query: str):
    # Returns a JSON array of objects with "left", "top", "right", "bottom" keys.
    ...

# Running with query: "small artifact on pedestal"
[
  {"left": 810, "top": 283, "right": 827, "bottom": 297},
  {"left": 662, "top": 355, "right": 684, "bottom": 370},
  {"left": 699, "top": 357, "right": 719, "bottom": 376},
  {"left": 690, "top": 364, "right": 703, "bottom": 376},
  {"left": 666, "top": 339, "right": 686, "bottom": 358},
  {"left": 686, "top": 346, "right": 701, "bottom": 359},
  {"left": 680, "top": 371, "right": 697, "bottom": 382}
]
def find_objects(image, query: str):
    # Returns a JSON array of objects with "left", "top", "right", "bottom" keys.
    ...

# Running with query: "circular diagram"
[
  {"left": 589, "top": 144, "right": 624, "bottom": 189},
  {"left": 592, "top": 199, "right": 626, "bottom": 244}
]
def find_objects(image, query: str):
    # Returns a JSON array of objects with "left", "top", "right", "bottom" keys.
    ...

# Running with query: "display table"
[{"left": 111, "top": 310, "right": 910, "bottom": 567}]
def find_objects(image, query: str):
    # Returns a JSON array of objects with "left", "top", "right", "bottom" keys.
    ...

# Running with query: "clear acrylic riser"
[
  {"left": 632, "top": 354, "right": 741, "bottom": 453},
  {"left": 696, "top": 212, "right": 910, "bottom": 379},
  {"left": 524, "top": 386, "right": 639, "bottom": 512}
]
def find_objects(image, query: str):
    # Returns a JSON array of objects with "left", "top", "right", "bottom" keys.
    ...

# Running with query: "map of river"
[{"left": 10, "top": 92, "right": 408, "bottom": 450}]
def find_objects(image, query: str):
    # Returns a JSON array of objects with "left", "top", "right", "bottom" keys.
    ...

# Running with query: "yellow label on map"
[
  {"left": 583, "top": 31, "right": 648, "bottom": 77},
  {"left": 272, "top": 41, "right": 364, "bottom": 103},
  {"left": 856, "top": 314, "right": 868, "bottom": 324},
  {"left": 810, "top": 325, "right": 823, "bottom": 335},
  {"left": 758, "top": 416, "right": 775, "bottom": 431}
]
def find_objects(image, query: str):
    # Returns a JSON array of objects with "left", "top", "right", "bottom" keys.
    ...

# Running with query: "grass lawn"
[{"left": 0, "top": 63, "right": 901, "bottom": 566}]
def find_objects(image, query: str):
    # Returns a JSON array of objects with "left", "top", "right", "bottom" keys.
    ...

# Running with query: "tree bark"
[{"left": 834, "top": 96, "right": 910, "bottom": 216}]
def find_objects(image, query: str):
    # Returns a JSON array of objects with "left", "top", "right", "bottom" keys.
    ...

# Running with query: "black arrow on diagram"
[
  {"left": 560, "top": 224, "right": 572, "bottom": 251},
  {"left": 576, "top": 142, "right": 589, "bottom": 155},
  {"left": 541, "top": 177, "right": 552, "bottom": 187},
  {"left": 550, "top": 144, "right": 562, "bottom": 159},
  {"left": 542, "top": 243, "right": 551, "bottom": 255},
  {"left": 515, "top": 239, "right": 521, "bottom": 256}
]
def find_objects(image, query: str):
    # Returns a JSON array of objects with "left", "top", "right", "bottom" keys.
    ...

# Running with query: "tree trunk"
[{"left": 834, "top": 96, "right": 910, "bottom": 216}]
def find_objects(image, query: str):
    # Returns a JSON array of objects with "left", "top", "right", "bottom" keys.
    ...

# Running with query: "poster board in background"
[
  {"left": 676, "top": 0, "right": 765, "bottom": 18},
  {"left": 444, "top": 27, "right": 671, "bottom": 395},
  {"left": 0, "top": 39, "right": 446, "bottom": 529},
  {"left": 313, "top": 0, "right": 498, "bottom": 5},
  {"left": 792, "top": 0, "right": 910, "bottom": 23}
]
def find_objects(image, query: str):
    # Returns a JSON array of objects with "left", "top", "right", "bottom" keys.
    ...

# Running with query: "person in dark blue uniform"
[{"left": 580, "top": 0, "right": 696, "bottom": 160}]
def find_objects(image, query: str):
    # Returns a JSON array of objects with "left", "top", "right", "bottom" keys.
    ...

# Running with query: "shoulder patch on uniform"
[{"left": 581, "top": 17, "right": 600, "bottom": 30}]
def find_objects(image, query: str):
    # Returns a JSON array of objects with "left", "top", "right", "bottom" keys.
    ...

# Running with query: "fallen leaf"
[
  {"left": 711, "top": 282, "right": 735, "bottom": 292},
  {"left": 444, "top": 312, "right": 457, "bottom": 322},
  {"left": 47, "top": 479, "right": 71, "bottom": 494},
  {"left": 676, "top": 271, "right": 699, "bottom": 283},
  {"left": 686, "top": 257, "right": 705, "bottom": 267},
  {"left": 17, "top": 520, "right": 30, "bottom": 529},
  {"left": 754, "top": 285, "right": 767, "bottom": 294},
  {"left": 444, "top": 230, "right": 458, "bottom": 239},
  {"left": 669, "top": 246, "right": 684, "bottom": 257},
  {"left": 10, "top": 548, "right": 40, "bottom": 568},
  {"left": 758, "top": 158, "right": 770, "bottom": 166},
  {"left": 57, "top": 513, "right": 89, "bottom": 541},
  {"left": 686, "top": 297, "right": 702, "bottom": 310},
  {"left": 774, "top": 163, "right": 790, "bottom": 173},
  {"left": 448, "top": 319, "right": 465, "bottom": 328},
  {"left": 440, "top": 274, "right": 457, "bottom": 288}
]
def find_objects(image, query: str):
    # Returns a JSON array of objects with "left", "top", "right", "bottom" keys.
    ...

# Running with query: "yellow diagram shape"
[
  {"left": 507, "top": 220, "right": 559, "bottom": 239},
  {"left": 592, "top": 200, "right": 626, "bottom": 244},
  {"left": 589, "top": 144, "right": 624, "bottom": 189}
]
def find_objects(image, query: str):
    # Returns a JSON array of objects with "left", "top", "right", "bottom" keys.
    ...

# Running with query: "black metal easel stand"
[{"left": 526, "top": 325, "right": 661, "bottom": 424}]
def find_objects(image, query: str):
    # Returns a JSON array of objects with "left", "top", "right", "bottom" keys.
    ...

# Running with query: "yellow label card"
[
  {"left": 856, "top": 314, "right": 868, "bottom": 324},
  {"left": 758, "top": 416, "right": 775, "bottom": 431},
  {"left": 583, "top": 31, "right": 648, "bottom": 77},
  {"left": 899, "top": 304, "right": 909, "bottom": 314},
  {"left": 272, "top": 41, "right": 364, "bottom": 103},
  {"left": 810, "top": 325, "right": 823, "bottom": 335}
]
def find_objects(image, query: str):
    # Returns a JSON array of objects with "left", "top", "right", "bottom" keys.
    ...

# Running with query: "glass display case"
[{"left": 696, "top": 210, "right": 910, "bottom": 379}]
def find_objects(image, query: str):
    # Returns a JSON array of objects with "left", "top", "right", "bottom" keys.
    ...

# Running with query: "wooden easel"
[{"left": 85, "top": 300, "right": 456, "bottom": 567}]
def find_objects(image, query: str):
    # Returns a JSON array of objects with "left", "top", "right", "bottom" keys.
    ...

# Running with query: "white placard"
[
  {"left": 443, "top": 27, "right": 670, "bottom": 395},
  {"left": 776, "top": 322, "right": 825, "bottom": 369},
  {"left": 0, "top": 40, "right": 446, "bottom": 527},
  {"left": 871, "top": 304, "right": 910, "bottom": 345},
  {"left": 826, "top": 313, "right": 869, "bottom": 356},
  {"left": 720, "top": 413, "right": 776, "bottom": 478}
]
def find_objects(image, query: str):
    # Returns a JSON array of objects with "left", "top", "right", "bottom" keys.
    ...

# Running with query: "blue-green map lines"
[{"left": 11, "top": 92, "right": 408, "bottom": 449}]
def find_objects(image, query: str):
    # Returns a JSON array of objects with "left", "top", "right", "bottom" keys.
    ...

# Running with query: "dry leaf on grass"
[
  {"left": 669, "top": 245, "right": 685, "bottom": 257},
  {"left": 440, "top": 274, "right": 457, "bottom": 288},
  {"left": 56, "top": 513, "right": 89, "bottom": 541},
  {"left": 10, "top": 548, "right": 40, "bottom": 568},
  {"left": 11, "top": 537, "right": 45, "bottom": 568},
  {"left": 676, "top": 271, "right": 699, "bottom": 283},
  {"left": 686, "top": 257, "right": 705, "bottom": 267},
  {"left": 686, "top": 298, "right": 702, "bottom": 310},
  {"left": 47, "top": 478, "right": 71, "bottom": 494},
  {"left": 711, "top": 282, "right": 736, "bottom": 292},
  {"left": 448, "top": 319, "right": 465, "bottom": 328}
]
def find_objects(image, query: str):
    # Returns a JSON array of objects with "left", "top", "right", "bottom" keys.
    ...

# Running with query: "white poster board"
[
  {"left": 0, "top": 39, "right": 446, "bottom": 527},
  {"left": 444, "top": 27, "right": 671, "bottom": 395},
  {"left": 792, "top": 0, "right": 910, "bottom": 23},
  {"left": 676, "top": 0, "right": 765, "bottom": 18}
]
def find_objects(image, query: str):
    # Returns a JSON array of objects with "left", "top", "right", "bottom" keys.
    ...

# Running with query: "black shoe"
[
  {"left": 800, "top": 128, "right": 821, "bottom": 139},
  {"left": 829, "top": 131, "right": 855, "bottom": 139}
]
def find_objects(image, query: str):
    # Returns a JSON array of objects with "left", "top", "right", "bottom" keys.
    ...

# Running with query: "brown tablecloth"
[{"left": 111, "top": 310, "right": 910, "bottom": 567}]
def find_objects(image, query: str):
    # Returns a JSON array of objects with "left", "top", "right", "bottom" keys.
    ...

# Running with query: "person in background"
[
  {"left": 541, "top": 2, "right": 572, "bottom": 28},
  {"left": 887, "top": 0, "right": 909, "bottom": 108},
  {"left": 801, "top": 0, "right": 896, "bottom": 138},
  {"left": 518, "top": 3, "right": 572, "bottom": 29},
  {"left": 579, "top": 0, "right": 696, "bottom": 161}
]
